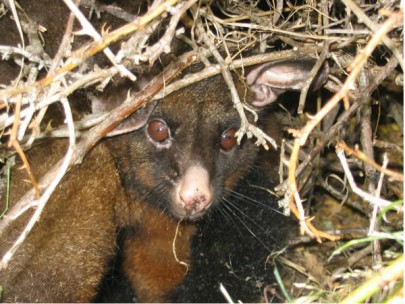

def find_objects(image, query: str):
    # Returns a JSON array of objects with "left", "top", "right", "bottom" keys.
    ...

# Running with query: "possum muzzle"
[{"left": 173, "top": 164, "right": 212, "bottom": 220}]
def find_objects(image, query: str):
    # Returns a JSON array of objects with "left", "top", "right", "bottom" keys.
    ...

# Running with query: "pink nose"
[
  {"left": 177, "top": 165, "right": 212, "bottom": 216},
  {"left": 180, "top": 188, "right": 211, "bottom": 215}
]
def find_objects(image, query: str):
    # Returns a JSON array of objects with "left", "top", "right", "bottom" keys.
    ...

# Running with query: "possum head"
[
  {"left": 96, "top": 57, "right": 328, "bottom": 221},
  {"left": 105, "top": 75, "right": 258, "bottom": 220}
]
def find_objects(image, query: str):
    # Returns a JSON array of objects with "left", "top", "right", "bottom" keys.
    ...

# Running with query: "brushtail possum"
[
  {"left": 0, "top": 57, "right": 328, "bottom": 302},
  {"left": 96, "top": 57, "right": 329, "bottom": 302}
]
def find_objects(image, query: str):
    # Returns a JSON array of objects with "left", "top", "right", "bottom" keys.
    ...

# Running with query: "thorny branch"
[{"left": 62, "top": 0, "right": 135, "bottom": 80}]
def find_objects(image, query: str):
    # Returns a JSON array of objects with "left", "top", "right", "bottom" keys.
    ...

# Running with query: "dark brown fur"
[
  {"left": 0, "top": 141, "right": 125, "bottom": 302},
  {"left": 123, "top": 208, "right": 196, "bottom": 302}
]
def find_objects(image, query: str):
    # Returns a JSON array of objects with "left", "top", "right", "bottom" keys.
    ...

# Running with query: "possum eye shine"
[
  {"left": 147, "top": 119, "right": 171, "bottom": 144},
  {"left": 220, "top": 128, "right": 238, "bottom": 151}
]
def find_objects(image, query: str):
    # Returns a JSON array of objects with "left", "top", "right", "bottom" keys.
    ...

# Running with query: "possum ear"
[
  {"left": 91, "top": 81, "right": 157, "bottom": 137},
  {"left": 246, "top": 57, "right": 329, "bottom": 106},
  {"left": 105, "top": 101, "right": 157, "bottom": 137}
]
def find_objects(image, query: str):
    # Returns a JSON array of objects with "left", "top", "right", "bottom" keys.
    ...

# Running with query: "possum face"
[
  {"left": 107, "top": 75, "right": 258, "bottom": 220},
  {"left": 102, "top": 57, "right": 329, "bottom": 221}
]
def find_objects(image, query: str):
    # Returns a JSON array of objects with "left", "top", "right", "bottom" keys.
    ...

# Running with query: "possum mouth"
[{"left": 170, "top": 197, "right": 213, "bottom": 220}]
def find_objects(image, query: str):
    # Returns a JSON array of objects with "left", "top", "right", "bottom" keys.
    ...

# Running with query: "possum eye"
[
  {"left": 147, "top": 119, "right": 170, "bottom": 143},
  {"left": 220, "top": 128, "right": 238, "bottom": 151}
]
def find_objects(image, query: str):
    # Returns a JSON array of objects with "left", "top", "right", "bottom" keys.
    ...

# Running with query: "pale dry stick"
[
  {"left": 219, "top": 283, "right": 234, "bottom": 304},
  {"left": 368, "top": 231, "right": 404, "bottom": 240},
  {"left": 286, "top": 9, "right": 403, "bottom": 240},
  {"left": 320, "top": 0, "right": 330, "bottom": 31},
  {"left": 346, "top": 245, "right": 373, "bottom": 269},
  {"left": 324, "top": 29, "right": 371, "bottom": 35},
  {"left": 369, "top": 153, "right": 388, "bottom": 270},
  {"left": 6, "top": 0, "right": 26, "bottom": 84},
  {"left": 5, "top": 0, "right": 24, "bottom": 48},
  {"left": 142, "top": 0, "right": 197, "bottom": 65},
  {"left": 278, "top": 139, "right": 286, "bottom": 185},
  {"left": 335, "top": 148, "right": 402, "bottom": 212},
  {"left": 338, "top": 141, "right": 403, "bottom": 182},
  {"left": 62, "top": 0, "right": 135, "bottom": 81},
  {"left": 21, "top": 113, "right": 105, "bottom": 140},
  {"left": 367, "top": 154, "right": 389, "bottom": 273},
  {"left": 341, "top": 0, "right": 404, "bottom": 70},
  {"left": 80, "top": 0, "right": 137, "bottom": 22},
  {"left": 17, "top": 97, "right": 35, "bottom": 143},
  {"left": 273, "top": 0, "right": 283, "bottom": 25},
  {"left": 369, "top": 154, "right": 389, "bottom": 237},
  {"left": 0, "top": 98, "right": 76, "bottom": 269},
  {"left": 297, "top": 44, "right": 329, "bottom": 114},
  {"left": 49, "top": 0, "right": 81, "bottom": 75},
  {"left": 0, "top": 46, "right": 52, "bottom": 66},
  {"left": 116, "top": 11, "right": 162, "bottom": 64}
]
